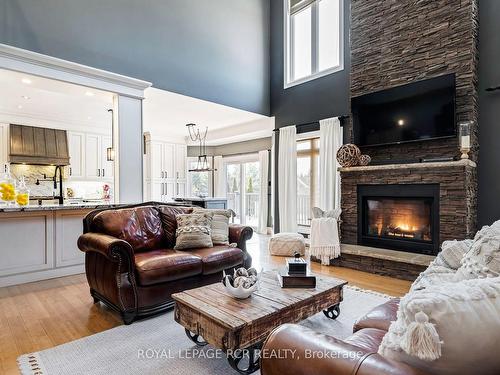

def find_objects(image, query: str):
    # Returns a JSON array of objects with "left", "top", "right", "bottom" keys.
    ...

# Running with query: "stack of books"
[{"left": 277, "top": 256, "right": 316, "bottom": 288}]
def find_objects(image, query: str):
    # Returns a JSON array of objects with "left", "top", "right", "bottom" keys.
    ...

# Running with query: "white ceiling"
[
  {"left": 143, "top": 87, "right": 274, "bottom": 145},
  {"left": 0, "top": 68, "right": 114, "bottom": 132},
  {"left": 0, "top": 68, "right": 274, "bottom": 145}
]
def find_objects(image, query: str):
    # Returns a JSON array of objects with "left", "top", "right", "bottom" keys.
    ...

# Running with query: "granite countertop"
[
  {"left": 0, "top": 202, "right": 131, "bottom": 213},
  {"left": 173, "top": 197, "right": 228, "bottom": 202}
]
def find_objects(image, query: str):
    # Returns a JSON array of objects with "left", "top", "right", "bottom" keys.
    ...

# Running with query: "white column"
[{"left": 116, "top": 95, "right": 144, "bottom": 203}]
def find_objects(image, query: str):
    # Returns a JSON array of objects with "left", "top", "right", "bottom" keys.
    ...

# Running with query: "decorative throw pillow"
[
  {"left": 193, "top": 207, "right": 231, "bottom": 245},
  {"left": 157, "top": 206, "right": 193, "bottom": 248},
  {"left": 455, "top": 220, "right": 500, "bottom": 280},
  {"left": 436, "top": 239, "right": 473, "bottom": 270},
  {"left": 410, "top": 239, "right": 472, "bottom": 291},
  {"left": 311, "top": 207, "right": 341, "bottom": 219},
  {"left": 174, "top": 212, "right": 213, "bottom": 250},
  {"left": 379, "top": 277, "right": 500, "bottom": 375}
]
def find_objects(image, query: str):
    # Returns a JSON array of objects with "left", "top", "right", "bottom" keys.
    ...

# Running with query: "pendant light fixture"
[{"left": 187, "top": 123, "right": 214, "bottom": 172}]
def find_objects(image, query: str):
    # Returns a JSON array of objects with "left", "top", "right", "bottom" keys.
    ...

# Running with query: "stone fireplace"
[
  {"left": 340, "top": 160, "right": 477, "bottom": 255},
  {"left": 357, "top": 184, "right": 440, "bottom": 255}
]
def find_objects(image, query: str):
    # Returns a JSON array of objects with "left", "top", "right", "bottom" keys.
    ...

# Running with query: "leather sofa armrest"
[
  {"left": 228, "top": 224, "right": 253, "bottom": 268},
  {"left": 228, "top": 224, "right": 253, "bottom": 248},
  {"left": 78, "top": 232, "right": 134, "bottom": 262},
  {"left": 260, "top": 324, "right": 429, "bottom": 375}
]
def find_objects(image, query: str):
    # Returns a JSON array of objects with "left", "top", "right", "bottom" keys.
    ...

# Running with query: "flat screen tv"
[{"left": 352, "top": 74, "right": 456, "bottom": 147}]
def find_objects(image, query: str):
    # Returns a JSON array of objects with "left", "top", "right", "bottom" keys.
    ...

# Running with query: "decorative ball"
[
  {"left": 233, "top": 276, "right": 247, "bottom": 288},
  {"left": 241, "top": 278, "right": 253, "bottom": 289},
  {"left": 234, "top": 267, "right": 249, "bottom": 277},
  {"left": 358, "top": 154, "right": 371, "bottom": 166},
  {"left": 247, "top": 268, "right": 258, "bottom": 277},
  {"left": 336, "top": 144, "right": 361, "bottom": 167}
]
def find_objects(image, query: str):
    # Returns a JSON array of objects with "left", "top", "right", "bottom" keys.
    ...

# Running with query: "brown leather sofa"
[
  {"left": 261, "top": 298, "right": 429, "bottom": 375},
  {"left": 78, "top": 202, "right": 253, "bottom": 324}
]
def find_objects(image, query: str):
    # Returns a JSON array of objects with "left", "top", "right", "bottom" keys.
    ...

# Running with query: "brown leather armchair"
[
  {"left": 78, "top": 202, "right": 253, "bottom": 324},
  {"left": 260, "top": 298, "right": 429, "bottom": 375}
]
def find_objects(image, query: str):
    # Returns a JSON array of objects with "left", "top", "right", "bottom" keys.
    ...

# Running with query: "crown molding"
[{"left": 0, "top": 44, "right": 152, "bottom": 98}]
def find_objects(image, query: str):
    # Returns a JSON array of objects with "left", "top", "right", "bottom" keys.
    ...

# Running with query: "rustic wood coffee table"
[{"left": 172, "top": 271, "right": 347, "bottom": 374}]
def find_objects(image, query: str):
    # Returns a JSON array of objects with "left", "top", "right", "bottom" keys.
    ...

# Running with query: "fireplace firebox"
[{"left": 357, "top": 184, "right": 440, "bottom": 255}]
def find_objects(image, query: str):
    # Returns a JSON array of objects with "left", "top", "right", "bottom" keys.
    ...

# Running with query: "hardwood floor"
[{"left": 0, "top": 234, "right": 411, "bottom": 374}]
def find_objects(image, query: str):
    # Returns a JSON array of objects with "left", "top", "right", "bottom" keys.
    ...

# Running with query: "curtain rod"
[{"left": 273, "top": 114, "right": 349, "bottom": 132}]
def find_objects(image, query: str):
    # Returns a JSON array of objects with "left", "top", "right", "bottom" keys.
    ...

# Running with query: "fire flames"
[{"left": 368, "top": 199, "right": 431, "bottom": 242}]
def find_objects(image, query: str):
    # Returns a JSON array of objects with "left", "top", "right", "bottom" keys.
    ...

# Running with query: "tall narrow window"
[
  {"left": 297, "top": 138, "right": 320, "bottom": 227},
  {"left": 285, "top": 0, "right": 343, "bottom": 88}
]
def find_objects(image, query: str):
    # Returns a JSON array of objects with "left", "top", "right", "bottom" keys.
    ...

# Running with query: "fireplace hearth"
[{"left": 358, "top": 184, "right": 440, "bottom": 255}]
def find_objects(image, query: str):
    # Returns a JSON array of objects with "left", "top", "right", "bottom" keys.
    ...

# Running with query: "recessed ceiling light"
[
  {"left": 21, "top": 78, "right": 32, "bottom": 84},
  {"left": 397, "top": 119, "right": 405, "bottom": 126},
  {"left": 85, "top": 91, "right": 94, "bottom": 97},
  {"left": 17, "top": 105, "right": 23, "bottom": 109},
  {"left": 21, "top": 95, "right": 30, "bottom": 100}
]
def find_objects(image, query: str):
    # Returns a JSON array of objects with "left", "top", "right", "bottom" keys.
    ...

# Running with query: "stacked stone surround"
[
  {"left": 349, "top": 0, "right": 479, "bottom": 163},
  {"left": 335, "top": 0, "right": 480, "bottom": 270},
  {"left": 340, "top": 160, "right": 478, "bottom": 247}
]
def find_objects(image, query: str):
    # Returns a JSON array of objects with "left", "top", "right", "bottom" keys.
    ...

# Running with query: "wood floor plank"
[{"left": 0, "top": 233, "right": 411, "bottom": 373}]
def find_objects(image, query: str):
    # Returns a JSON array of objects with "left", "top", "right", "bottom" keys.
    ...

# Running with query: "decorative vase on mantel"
[{"left": 459, "top": 121, "right": 472, "bottom": 159}]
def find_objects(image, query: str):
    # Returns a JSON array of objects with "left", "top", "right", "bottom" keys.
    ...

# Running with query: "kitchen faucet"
[
  {"left": 53, "top": 166, "right": 64, "bottom": 205},
  {"left": 35, "top": 166, "right": 64, "bottom": 205}
]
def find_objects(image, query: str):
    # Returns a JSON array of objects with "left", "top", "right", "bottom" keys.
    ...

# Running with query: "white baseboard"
[{"left": 0, "top": 264, "right": 85, "bottom": 288}]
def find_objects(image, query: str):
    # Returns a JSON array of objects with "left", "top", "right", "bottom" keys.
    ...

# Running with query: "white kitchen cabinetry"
[
  {"left": 0, "top": 123, "right": 8, "bottom": 169},
  {"left": 68, "top": 131, "right": 113, "bottom": 181},
  {"left": 0, "top": 208, "right": 94, "bottom": 288},
  {"left": 85, "top": 133, "right": 100, "bottom": 179},
  {"left": 68, "top": 132, "right": 85, "bottom": 178},
  {"left": 175, "top": 144, "right": 187, "bottom": 197},
  {"left": 100, "top": 135, "right": 113, "bottom": 179},
  {"left": 144, "top": 133, "right": 187, "bottom": 202}
]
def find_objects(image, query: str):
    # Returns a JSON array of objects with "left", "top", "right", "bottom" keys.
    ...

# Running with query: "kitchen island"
[
  {"left": 0, "top": 202, "right": 131, "bottom": 287},
  {"left": 172, "top": 197, "right": 228, "bottom": 209}
]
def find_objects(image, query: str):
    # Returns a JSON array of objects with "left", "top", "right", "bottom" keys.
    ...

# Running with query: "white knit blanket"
[{"left": 310, "top": 217, "right": 341, "bottom": 265}]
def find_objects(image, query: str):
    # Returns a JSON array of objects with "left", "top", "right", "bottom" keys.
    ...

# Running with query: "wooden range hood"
[{"left": 9, "top": 124, "right": 70, "bottom": 166}]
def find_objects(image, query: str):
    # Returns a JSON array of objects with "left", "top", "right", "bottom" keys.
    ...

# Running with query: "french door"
[{"left": 225, "top": 156, "right": 260, "bottom": 227}]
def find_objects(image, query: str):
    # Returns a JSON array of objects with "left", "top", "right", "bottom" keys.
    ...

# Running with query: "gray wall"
[
  {"left": 270, "top": 0, "right": 350, "bottom": 231},
  {"left": 0, "top": 0, "right": 270, "bottom": 115},
  {"left": 478, "top": 0, "right": 500, "bottom": 225},
  {"left": 270, "top": 0, "right": 350, "bottom": 129}
]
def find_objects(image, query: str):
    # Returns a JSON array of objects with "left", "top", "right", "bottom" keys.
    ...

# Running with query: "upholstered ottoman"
[{"left": 269, "top": 232, "right": 305, "bottom": 256}]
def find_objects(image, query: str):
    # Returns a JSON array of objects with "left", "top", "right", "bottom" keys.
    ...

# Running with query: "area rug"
[{"left": 18, "top": 286, "right": 391, "bottom": 375}]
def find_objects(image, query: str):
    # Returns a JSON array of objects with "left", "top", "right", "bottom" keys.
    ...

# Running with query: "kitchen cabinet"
[
  {"left": 0, "top": 123, "right": 7, "bottom": 169},
  {"left": 144, "top": 133, "right": 187, "bottom": 202},
  {"left": 68, "top": 132, "right": 113, "bottom": 181},
  {"left": 100, "top": 136, "right": 113, "bottom": 179},
  {"left": 84, "top": 133, "right": 100, "bottom": 179},
  {"left": 0, "top": 208, "right": 95, "bottom": 287},
  {"left": 68, "top": 132, "right": 85, "bottom": 178}
]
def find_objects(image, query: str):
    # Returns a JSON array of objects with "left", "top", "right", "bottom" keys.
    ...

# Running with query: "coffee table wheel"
[
  {"left": 227, "top": 344, "right": 261, "bottom": 374},
  {"left": 185, "top": 329, "right": 208, "bottom": 346},
  {"left": 323, "top": 303, "right": 340, "bottom": 320}
]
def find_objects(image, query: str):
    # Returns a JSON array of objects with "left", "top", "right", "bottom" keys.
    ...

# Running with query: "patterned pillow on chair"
[{"left": 312, "top": 207, "right": 341, "bottom": 219}]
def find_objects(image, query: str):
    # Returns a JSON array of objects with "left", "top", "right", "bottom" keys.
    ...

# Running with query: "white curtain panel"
[
  {"left": 319, "top": 117, "right": 343, "bottom": 211},
  {"left": 257, "top": 150, "right": 269, "bottom": 234},
  {"left": 213, "top": 156, "right": 226, "bottom": 197},
  {"left": 278, "top": 126, "right": 297, "bottom": 233}
]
